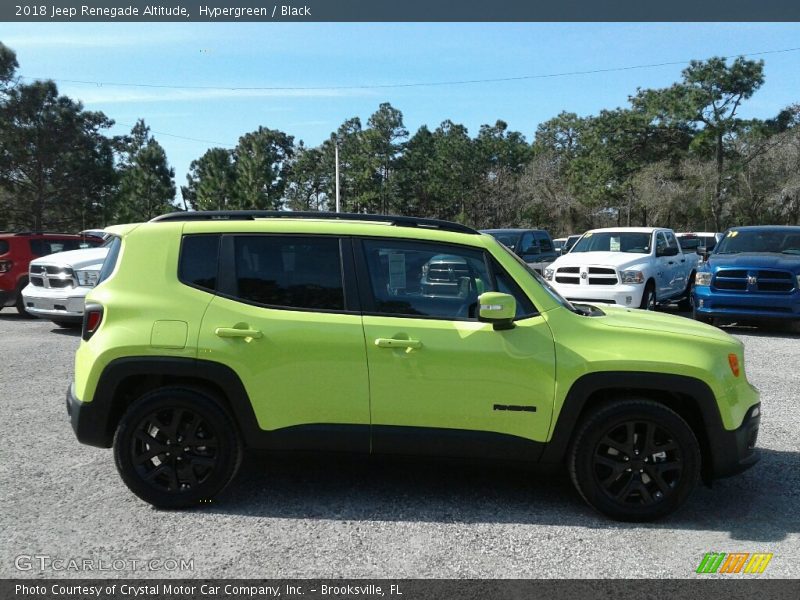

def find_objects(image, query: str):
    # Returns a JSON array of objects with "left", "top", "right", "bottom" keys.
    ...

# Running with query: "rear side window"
[
  {"left": 536, "top": 232, "right": 554, "bottom": 252},
  {"left": 0, "top": 241, "right": 8, "bottom": 255},
  {"left": 97, "top": 235, "right": 122, "bottom": 285},
  {"left": 179, "top": 235, "right": 220, "bottom": 292},
  {"left": 230, "top": 236, "right": 344, "bottom": 311}
]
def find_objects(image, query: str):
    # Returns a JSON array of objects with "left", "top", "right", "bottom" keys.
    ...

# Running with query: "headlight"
[
  {"left": 544, "top": 268, "right": 554, "bottom": 281},
  {"left": 620, "top": 270, "right": 644, "bottom": 284},
  {"left": 75, "top": 269, "right": 100, "bottom": 287},
  {"left": 696, "top": 271, "right": 712, "bottom": 286}
]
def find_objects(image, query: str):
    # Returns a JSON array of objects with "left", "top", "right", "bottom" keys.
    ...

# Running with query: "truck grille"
[
  {"left": 426, "top": 264, "right": 469, "bottom": 282},
  {"left": 555, "top": 266, "right": 618, "bottom": 285},
  {"left": 713, "top": 268, "right": 795, "bottom": 293},
  {"left": 28, "top": 264, "right": 75, "bottom": 289}
]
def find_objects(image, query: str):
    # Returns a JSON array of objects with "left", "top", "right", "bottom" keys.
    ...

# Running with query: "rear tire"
[
  {"left": 114, "top": 388, "right": 242, "bottom": 509},
  {"left": 568, "top": 399, "right": 700, "bottom": 522}
]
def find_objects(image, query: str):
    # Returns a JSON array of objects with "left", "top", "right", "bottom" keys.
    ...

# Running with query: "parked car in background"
[
  {"left": 0, "top": 232, "right": 103, "bottom": 316},
  {"left": 22, "top": 243, "right": 110, "bottom": 327},
  {"left": 563, "top": 234, "right": 581, "bottom": 254},
  {"left": 677, "top": 232, "right": 722, "bottom": 261},
  {"left": 544, "top": 227, "right": 698, "bottom": 310},
  {"left": 480, "top": 228, "right": 557, "bottom": 274},
  {"left": 693, "top": 225, "right": 800, "bottom": 326}
]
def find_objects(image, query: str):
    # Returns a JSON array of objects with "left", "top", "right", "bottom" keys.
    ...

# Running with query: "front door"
[{"left": 355, "top": 238, "right": 556, "bottom": 459}]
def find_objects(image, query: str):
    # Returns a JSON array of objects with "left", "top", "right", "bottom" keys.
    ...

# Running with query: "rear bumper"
[
  {"left": 0, "top": 289, "right": 14, "bottom": 307},
  {"left": 694, "top": 286, "right": 800, "bottom": 320},
  {"left": 66, "top": 382, "right": 112, "bottom": 448}
]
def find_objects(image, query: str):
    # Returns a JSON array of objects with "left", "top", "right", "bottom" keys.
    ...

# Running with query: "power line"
[
  {"left": 19, "top": 46, "right": 800, "bottom": 92},
  {"left": 111, "top": 121, "right": 235, "bottom": 147}
]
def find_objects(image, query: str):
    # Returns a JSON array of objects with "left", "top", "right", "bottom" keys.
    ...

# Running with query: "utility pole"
[{"left": 334, "top": 140, "right": 341, "bottom": 213}]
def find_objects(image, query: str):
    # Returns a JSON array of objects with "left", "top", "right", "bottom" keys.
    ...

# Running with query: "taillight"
[
  {"left": 82, "top": 304, "right": 104, "bottom": 341},
  {"left": 728, "top": 353, "right": 740, "bottom": 377},
  {"left": 0, "top": 260, "right": 12, "bottom": 273}
]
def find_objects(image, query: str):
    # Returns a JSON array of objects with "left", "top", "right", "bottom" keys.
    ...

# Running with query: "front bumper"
[
  {"left": 551, "top": 282, "right": 645, "bottom": 307},
  {"left": 693, "top": 286, "right": 800, "bottom": 320},
  {"left": 22, "top": 285, "right": 87, "bottom": 321},
  {"left": 708, "top": 403, "right": 761, "bottom": 479}
]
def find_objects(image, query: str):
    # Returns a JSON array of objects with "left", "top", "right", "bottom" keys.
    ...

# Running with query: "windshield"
[
  {"left": 715, "top": 230, "right": 800, "bottom": 255},
  {"left": 571, "top": 232, "right": 652, "bottom": 254},
  {"left": 496, "top": 243, "right": 579, "bottom": 313}
]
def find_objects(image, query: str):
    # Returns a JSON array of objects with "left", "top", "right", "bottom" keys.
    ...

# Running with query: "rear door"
[{"left": 197, "top": 234, "right": 370, "bottom": 451}]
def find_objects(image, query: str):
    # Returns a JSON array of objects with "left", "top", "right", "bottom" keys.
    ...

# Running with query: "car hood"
[
  {"left": 551, "top": 251, "right": 649, "bottom": 269},
  {"left": 30, "top": 247, "right": 109, "bottom": 270},
  {"left": 708, "top": 253, "right": 800, "bottom": 271},
  {"left": 591, "top": 304, "right": 737, "bottom": 344}
]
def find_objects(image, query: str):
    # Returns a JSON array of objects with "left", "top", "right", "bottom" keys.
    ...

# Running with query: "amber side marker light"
[{"left": 728, "top": 353, "right": 740, "bottom": 377}]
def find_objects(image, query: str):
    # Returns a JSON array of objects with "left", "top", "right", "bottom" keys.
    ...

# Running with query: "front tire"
[
  {"left": 15, "top": 282, "right": 34, "bottom": 318},
  {"left": 639, "top": 282, "right": 656, "bottom": 311},
  {"left": 114, "top": 388, "right": 242, "bottom": 509},
  {"left": 568, "top": 400, "right": 700, "bottom": 521}
]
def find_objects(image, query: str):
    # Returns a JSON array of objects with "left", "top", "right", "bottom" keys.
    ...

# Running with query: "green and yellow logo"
[{"left": 696, "top": 552, "right": 773, "bottom": 574}]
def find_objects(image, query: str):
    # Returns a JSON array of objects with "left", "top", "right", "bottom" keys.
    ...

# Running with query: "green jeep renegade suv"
[{"left": 67, "top": 212, "right": 761, "bottom": 521}]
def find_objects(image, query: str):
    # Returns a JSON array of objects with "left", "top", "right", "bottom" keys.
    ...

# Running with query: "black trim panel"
[
  {"left": 371, "top": 425, "right": 544, "bottom": 462},
  {"left": 540, "top": 371, "right": 760, "bottom": 479}
]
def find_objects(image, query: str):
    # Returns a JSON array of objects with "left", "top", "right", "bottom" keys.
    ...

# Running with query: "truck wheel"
[
  {"left": 568, "top": 399, "right": 700, "bottom": 522},
  {"left": 639, "top": 283, "right": 656, "bottom": 311},
  {"left": 15, "top": 280, "right": 34, "bottom": 318},
  {"left": 114, "top": 388, "right": 242, "bottom": 509}
]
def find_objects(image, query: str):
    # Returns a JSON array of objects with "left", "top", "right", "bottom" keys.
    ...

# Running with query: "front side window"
[
  {"left": 231, "top": 236, "right": 344, "bottom": 311},
  {"left": 361, "top": 239, "right": 534, "bottom": 320}
]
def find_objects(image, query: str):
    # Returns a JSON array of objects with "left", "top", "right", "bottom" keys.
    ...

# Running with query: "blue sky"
[{"left": 3, "top": 22, "right": 800, "bottom": 194}]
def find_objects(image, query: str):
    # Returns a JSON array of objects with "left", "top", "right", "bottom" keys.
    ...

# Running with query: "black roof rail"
[{"left": 149, "top": 211, "right": 479, "bottom": 235}]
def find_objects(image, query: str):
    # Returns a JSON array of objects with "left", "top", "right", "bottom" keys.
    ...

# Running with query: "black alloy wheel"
[
  {"left": 569, "top": 400, "right": 700, "bottom": 521},
  {"left": 114, "top": 388, "right": 242, "bottom": 508}
]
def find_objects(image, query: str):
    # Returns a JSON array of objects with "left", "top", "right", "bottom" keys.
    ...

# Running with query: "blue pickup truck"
[{"left": 692, "top": 225, "right": 800, "bottom": 326}]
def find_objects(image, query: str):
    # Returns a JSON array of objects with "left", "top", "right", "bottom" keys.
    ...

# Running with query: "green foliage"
[
  {"left": 0, "top": 78, "right": 117, "bottom": 231},
  {"left": 182, "top": 148, "right": 237, "bottom": 211},
  {"left": 114, "top": 120, "right": 176, "bottom": 222},
  {"left": 233, "top": 127, "right": 294, "bottom": 210}
]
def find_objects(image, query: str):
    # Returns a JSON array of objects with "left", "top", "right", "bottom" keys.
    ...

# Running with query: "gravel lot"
[{"left": 0, "top": 308, "right": 798, "bottom": 579}]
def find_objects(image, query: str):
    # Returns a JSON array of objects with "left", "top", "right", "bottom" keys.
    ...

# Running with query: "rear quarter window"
[{"left": 179, "top": 235, "right": 220, "bottom": 292}]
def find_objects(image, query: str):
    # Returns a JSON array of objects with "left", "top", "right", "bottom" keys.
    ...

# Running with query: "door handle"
[
  {"left": 680, "top": 259, "right": 686, "bottom": 263},
  {"left": 375, "top": 338, "right": 422, "bottom": 350},
  {"left": 215, "top": 327, "right": 262, "bottom": 339},
  {"left": 668, "top": 261, "right": 675, "bottom": 265}
]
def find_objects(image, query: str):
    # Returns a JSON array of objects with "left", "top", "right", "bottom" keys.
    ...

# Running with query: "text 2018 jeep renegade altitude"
[{"left": 67, "top": 212, "right": 760, "bottom": 521}]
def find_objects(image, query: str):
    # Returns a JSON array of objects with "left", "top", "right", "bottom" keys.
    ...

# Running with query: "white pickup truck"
[
  {"left": 543, "top": 227, "right": 699, "bottom": 310},
  {"left": 21, "top": 245, "right": 109, "bottom": 327}
]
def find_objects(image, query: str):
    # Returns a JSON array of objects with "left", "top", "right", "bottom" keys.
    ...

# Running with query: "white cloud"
[{"left": 62, "top": 86, "right": 374, "bottom": 105}]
